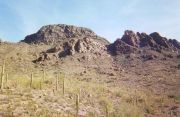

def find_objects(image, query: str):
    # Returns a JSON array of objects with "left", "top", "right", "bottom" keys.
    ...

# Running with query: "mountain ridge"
[
  {"left": 19, "top": 24, "right": 180, "bottom": 63},
  {"left": 21, "top": 24, "right": 180, "bottom": 52}
]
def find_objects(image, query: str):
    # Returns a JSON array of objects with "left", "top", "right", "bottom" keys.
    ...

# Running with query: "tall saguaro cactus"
[
  {"left": 43, "top": 69, "right": 45, "bottom": 82},
  {"left": 62, "top": 73, "right": 65, "bottom": 95},
  {"left": 0, "top": 60, "right": 5, "bottom": 90},
  {"left": 105, "top": 105, "right": 109, "bottom": 117},
  {"left": 5, "top": 73, "right": 8, "bottom": 83},
  {"left": 30, "top": 73, "right": 33, "bottom": 88},
  {"left": 56, "top": 73, "right": 59, "bottom": 91},
  {"left": 76, "top": 94, "right": 79, "bottom": 117}
]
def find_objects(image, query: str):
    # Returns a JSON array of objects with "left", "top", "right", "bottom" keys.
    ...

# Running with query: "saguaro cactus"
[
  {"left": 0, "top": 60, "right": 5, "bottom": 90},
  {"left": 39, "top": 80, "right": 42, "bottom": 90},
  {"left": 56, "top": 74, "right": 58, "bottom": 91},
  {"left": 5, "top": 73, "right": 8, "bottom": 83},
  {"left": 76, "top": 94, "right": 79, "bottom": 117},
  {"left": 43, "top": 69, "right": 45, "bottom": 82},
  {"left": 62, "top": 75, "right": 65, "bottom": 95},
  {"left": 105, "top": 105, "right": 109, "bottom": 117},
  {"left": 30, "top": 73, "right": 33, "bottom": 88}
]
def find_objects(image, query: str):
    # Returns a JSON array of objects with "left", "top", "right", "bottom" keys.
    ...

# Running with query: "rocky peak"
[
  {"left": 122, "top": 30, "right": 180, "bottom": 49},
  {"left": 21, "top": 24, "right": 108, "bottom": 45},
  {"left": 121, "top": 30, "right": 140, "bottom": 47},
  {"left": 110, "top": 30, "right": 180, "bottom": 55}
]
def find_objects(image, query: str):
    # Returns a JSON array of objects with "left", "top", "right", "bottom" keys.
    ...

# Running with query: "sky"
[{"left": 0, "top": 0, "right": 180, "bottom": 42}]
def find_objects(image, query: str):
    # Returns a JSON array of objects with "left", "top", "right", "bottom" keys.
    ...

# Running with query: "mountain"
[{"left": 0, "top": 24, "right": 180, "bottom": 117}]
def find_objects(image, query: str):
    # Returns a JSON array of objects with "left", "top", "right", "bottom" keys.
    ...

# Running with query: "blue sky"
[{"left": 0, "top": 0, "right": 180, "bottom": 42}]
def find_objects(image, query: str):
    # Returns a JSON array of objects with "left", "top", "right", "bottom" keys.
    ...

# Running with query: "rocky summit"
[{"left": 22, "top": 24, "right": 109, "bottom": 45}]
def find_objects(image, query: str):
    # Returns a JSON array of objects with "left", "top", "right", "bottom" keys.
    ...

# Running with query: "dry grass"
[{"left": 0, "top": 69, "right": 179, "bottom": 117}]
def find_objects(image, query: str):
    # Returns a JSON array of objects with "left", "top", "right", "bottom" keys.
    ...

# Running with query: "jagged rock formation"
[
  {"left": 169, "top": 39, "right": 180, "bottom": 49},
  {"left": 121, "top": 30, "right": 140, "bottom": 47},
  {"left": 108, "top": 39, "right": 137, "bottom": 54},
  {"left": 34, "top": 37, "right": 107, "bottom": 63},
  {"left": 110, "top": 30, "right": 180, "bottom": 55},
  {"left": 22, "top": 24, "right": 109, "bottom": 45}
]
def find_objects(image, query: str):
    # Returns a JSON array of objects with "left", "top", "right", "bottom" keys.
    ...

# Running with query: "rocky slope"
[{"left": 33, "top": 37, "right": 108, "bottom": 63}]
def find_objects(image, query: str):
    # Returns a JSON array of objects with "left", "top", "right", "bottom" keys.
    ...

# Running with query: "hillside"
[{"left": 0, "top": 24, "right": 180, "bottom": 117}]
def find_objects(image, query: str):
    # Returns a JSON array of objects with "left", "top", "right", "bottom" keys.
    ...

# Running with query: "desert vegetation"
[{"left": 0, "top": 61, "right": 179, "bottom": 117}]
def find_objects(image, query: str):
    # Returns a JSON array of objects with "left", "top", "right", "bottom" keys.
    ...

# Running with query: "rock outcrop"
[
  {"left": 22, "top": 24, "right": 109, "bottom": 45},
  {"left": 109, "top": 30, "right": 180, "bottom": 55},
  {"left": 137, "top": 32, "right": 157, "bottom": 48},
  {"left": 149, "top": 32, "right": 170, "bottom": 48},
  {"left": 121, "top": 30, "right": 140, "bottom": 47},
  {"left": 169, "top": 39, "right": 180, "bottom": 49},
  {"left": 108, "top": 39, "right": 137, "bottom": 54},
  {"left": 34, "top": 37, "right": 107, "bottom": 63}
]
